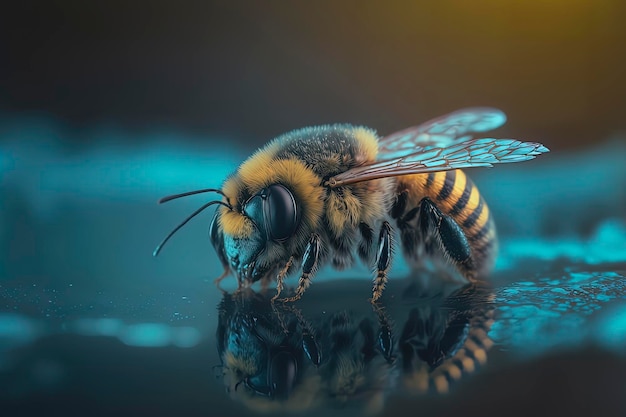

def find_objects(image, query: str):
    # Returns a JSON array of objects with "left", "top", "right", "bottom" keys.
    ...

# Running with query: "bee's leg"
[
  {"left": 232, "top": 279, "right": 247, "bottom": 295},
  {"left": 390, "top": 190, "right": 409, "bottom": 220},
  {"left": 271, "top": 256, "right": 294, "bottom": 303},
  {"left": 288, "top": 306, "right": 321, "bottom": 366},
  {"left": 280, "top": 234, "right": 321, "bottom": 303},
  {"left": 260, "top": 276, "right": 271, "bottom": 293},
  {"left": 213, "top": 268, "right": 230, "bottom": 288},
  {"left": 371, "top": 303, "right": 395, "bottom": 364},
  {"left": 302, "top": 324, "right": 321, "bottom": 366},
  {"left": 270, "top": 302, "right": 290, "bottom": 334},
  {"left": 419, "top": 198, "right": 473, "bottom": 273},
  {"left": 357, "top": 222, "right": 375, "bottom": 264},
  {"left": 371, "top": 221, "right": 393, "bottom": 303}
]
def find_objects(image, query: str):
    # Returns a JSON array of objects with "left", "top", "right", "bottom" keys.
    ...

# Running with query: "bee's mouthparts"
[
  {"left": 236, "top": 261, "right": 256, "bottom": 283},
  {"left": 244, "top": 261, "right": 255, "bottom": 281}
]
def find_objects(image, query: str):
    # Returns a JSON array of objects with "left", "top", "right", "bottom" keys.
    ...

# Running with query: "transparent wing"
[
  {"left": 379, "top": 108, "right": 507, "bottom": 159},
  {"left": 326, "top": 138, "right": 549, "bottom": 187}
]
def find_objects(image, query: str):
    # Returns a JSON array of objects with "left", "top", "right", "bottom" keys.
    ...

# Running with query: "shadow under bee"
[{"left": 213, "top": 277, "right": 495, "bottom": 414}]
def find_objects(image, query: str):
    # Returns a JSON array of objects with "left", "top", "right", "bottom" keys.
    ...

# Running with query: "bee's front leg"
[
  {"left": 280, "top": 234, "right": 321, "bottom": 303},
  {"left": 213, "top": 269, "right": 230, "bottom": 289},
  {"left": 271, "top": 256, "right": 294, "bottom": 302},
  {"left": 371, "top": 221, "right": 393, "bottom": 303}
]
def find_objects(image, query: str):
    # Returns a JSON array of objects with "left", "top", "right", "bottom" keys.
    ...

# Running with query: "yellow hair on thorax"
[
  {"left": 324, "top": 126, "right": 382, "bottom": 236},
  {"left": 352, "top": 126, "right": 379, "bottom": 164},
  {"left": 236, "top": 140, "right": 282, "bottom": 189},
  {"left": 326, "top": 188, "right": 362, "bottom": 236}
]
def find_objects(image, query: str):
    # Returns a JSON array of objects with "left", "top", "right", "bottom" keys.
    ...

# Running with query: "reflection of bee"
[
  {"left": 213, "top": 280, "right": 495, "bottom": 412},
  {"left": 154, "top": 108, "right": 548, "bottom": 302},
  {"left": 215, "top": 290, "right": 321, "bottom": 412},
  {"left": 319, "top": 310, "right": 395, "bottom": 414}
]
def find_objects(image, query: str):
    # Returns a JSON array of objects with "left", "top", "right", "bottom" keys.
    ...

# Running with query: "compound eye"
[
  {"left": 209, "top": 211, "right": 221, "bottom": 249},
  {"left": 265, "top": 184, "right": 298, "bottom": 242},
  {"left": 268, "top": 351, "right": 297, "bottom": 400}
]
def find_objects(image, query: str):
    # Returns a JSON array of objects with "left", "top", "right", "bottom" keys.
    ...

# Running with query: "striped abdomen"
[{"left": 394, "top": 169, "right": 497, "bottom": 279}]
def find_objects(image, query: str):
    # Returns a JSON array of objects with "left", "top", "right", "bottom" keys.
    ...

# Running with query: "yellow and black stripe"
[{"left": 396, "top": 169, "right": 497, "bottom": 277}]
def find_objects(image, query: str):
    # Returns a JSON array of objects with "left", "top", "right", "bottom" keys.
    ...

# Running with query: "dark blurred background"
[
  {"left": 1, "top": 2, "right": 626, "bottom": 417},
  {"left": 1, "top": 0, "right": 625, "bottom": 150}
]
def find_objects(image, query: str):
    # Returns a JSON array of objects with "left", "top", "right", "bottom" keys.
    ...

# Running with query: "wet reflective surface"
[
  {"left": 2, "top": 268, "right": 626, "bottom": 416},
  {"left": 215, "top": 282, "right": 494, "bottom": 414}
]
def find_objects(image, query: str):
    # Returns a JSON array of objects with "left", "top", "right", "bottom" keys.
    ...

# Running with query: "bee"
[{"left": 154, "top": 108, "right": 549, "bottom": 302}]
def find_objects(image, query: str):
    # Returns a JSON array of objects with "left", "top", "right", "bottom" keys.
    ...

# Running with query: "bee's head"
[
  {"left": 218, "top": 184, "right": 300, "bottom": 283},
  {"left": 154, "top": 157, "right": 324, "bottom": 284}
]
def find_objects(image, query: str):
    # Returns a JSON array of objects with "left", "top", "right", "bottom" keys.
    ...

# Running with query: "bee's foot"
[
  {"left": 278, "top": 295, "right": 301, "bottom": 303},
  {"left": 232, "top": 284, "right": 246, "bottom": 296},
  {"left": 368, "top": 296, "right": 382, "bottom": 305}
]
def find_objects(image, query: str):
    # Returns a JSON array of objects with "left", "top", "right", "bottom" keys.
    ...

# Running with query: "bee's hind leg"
[
  {"left": 280, "top": 234, "right": 321, "bottom": 303},
  {"left": 418, "top": 198, "right": 474, "bottom": 277},
  {"left": 371, "top": 221, "right": 393, "bottom": 303}
]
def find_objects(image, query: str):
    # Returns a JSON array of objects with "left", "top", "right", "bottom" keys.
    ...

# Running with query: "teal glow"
[
  {"left": 490, "top": 271, "right": 626, "bottom": 356},
  {"left": 0, "top": 313, "right": 43, "bottom": 369},
  {"left": 120, "top": 323, "right": 172, "bottom": 347},
  {"left": 0, "top": 149, "right": 15, "bottom": 178},
  {"left": 73, "top": 318, "right": 124, "bottom": 337},
  {"left": 594, "top": 304, "right": 626, "bottom": 353},
  {"left": 0, "top": 118, "right": 246, "bottom": 289},
  {"left": 496, "top": 218, "right": 626, "bottom": 271},
  {"left": 172, "top": 326, "right": 202, "bottom": 348},
  {"left": 73, "top": 318, "right": 203, "bottom": 348},
  {"left": 473, "top": 140, "right": 626, "bottom": 238},
  {"left": 0, "top": 119, "right": 242, "bottom": 222},
  {"left": 0, "top": 313, "right": 41, "bottom": 343}
]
